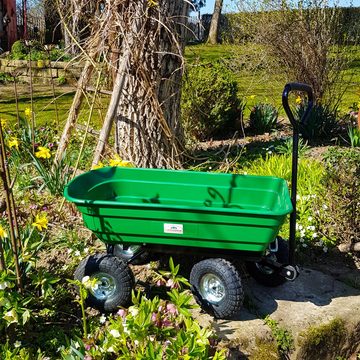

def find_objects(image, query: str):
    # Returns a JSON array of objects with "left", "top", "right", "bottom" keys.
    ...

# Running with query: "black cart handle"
[{"left": 282, "top": 82, "right": 313, "bottom": 131}]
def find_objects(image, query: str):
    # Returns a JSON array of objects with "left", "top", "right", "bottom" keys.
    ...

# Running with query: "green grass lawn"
[
  {"left": 1, "top": 43, "right": 360, "bottom": 127},
  {"left": 0, "top": 85, "right": 109, "bottom": 129}
]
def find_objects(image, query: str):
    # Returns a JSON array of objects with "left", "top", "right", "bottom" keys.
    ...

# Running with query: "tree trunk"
[
  {"left": 208, "top": 0, "right": 223, "bottom": 45},
  {"left": 113, "top": 0, "right": 189, "bottom": 169}
]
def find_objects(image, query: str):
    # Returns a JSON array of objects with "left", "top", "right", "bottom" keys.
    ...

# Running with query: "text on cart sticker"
[{"left": 164, "top": 223, "right": 183, "bottom": 234}]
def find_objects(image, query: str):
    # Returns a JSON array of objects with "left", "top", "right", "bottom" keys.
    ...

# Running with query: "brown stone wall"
[{"left": 0, "top": 59, "right": 83, "bottom": 84}]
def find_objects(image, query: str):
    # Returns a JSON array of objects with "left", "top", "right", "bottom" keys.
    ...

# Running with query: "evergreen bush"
[{"left": 181, "top": 62, "right": 243, "bottom": 141}]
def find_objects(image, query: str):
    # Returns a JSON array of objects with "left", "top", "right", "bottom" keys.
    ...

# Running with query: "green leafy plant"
[
  {"left": 57, "top": 76, "right": 67, "bottom": 85},
  {"left": 0, "top": 72, "right": 12, "bottom": 84},
  {"left": 30, "top": 152, "right": 71, "bottom": 196},
  {"left": 347, "top": 126, "right": 360, "bottom": 147},
  {"left": 68, "top": 278, "right": 90, "bottom": 338},
  {"left": 241, "top": 154, "right": 324, "bottom": 196},
  {"left": 0, "top": 271, "right": 32, "bottom": 332},
  {"left": 275, "top": 137, "right": 310, "bottom": 157},
  {"left": 249, "top": 103, "right": 278, "bottom": 134},
  {"left": 264, "top": 315, "right": 294, "bottom": 354},
  {"left": 297, "top": 103, "right": 339, "bottom": 140},
  {"left": 181, "top": 62, "right": 243, "bottom": 141},
  {"left": 62, "top": 259, "right": 225, "bottom": 359},
  {"left": 10, "top": 40, "right": 28, "bottom": 60},
  {"left": 62, "top": 287, "right": 225, "bottom": 360}
]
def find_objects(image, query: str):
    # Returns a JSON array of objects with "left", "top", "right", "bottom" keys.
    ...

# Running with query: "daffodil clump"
[
  {"left": 24, "top": 108, "right": 32, "bottom": 118},
  {"left": 8, "top": 137, "right": 20, "bottom": 150},
  {"left": 0, "top": 225, "right": 8, "bottom": 239},
  {"left": 32, "top": 213, "right": 48, "bottom": 232},
  {"left": 92, "top": 155, "right": 134, "bottom": 170},
  {"left": 35, "top": 146, "right": 51, "bottom": 159}
]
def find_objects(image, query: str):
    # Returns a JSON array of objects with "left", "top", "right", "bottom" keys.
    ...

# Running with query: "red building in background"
[{"left": 0, "top": 0, "right": 17, "bottom": 51}]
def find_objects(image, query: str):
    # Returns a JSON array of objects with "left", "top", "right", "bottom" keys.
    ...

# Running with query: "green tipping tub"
[{"left": 64, "top": 167, "right": 293, "bottom": 255}]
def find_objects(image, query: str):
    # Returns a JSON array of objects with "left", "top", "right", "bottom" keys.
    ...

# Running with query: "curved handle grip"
[{"left": 282, "top": 82, "right": 314, "bottom": 131}]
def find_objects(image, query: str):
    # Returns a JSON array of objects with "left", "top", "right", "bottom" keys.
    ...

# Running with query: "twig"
[
  {"left": 59, "top": 68, "right": 102, "bottom": 213},
  {"left": 0, "top": 121, "right": 23, "bottom": 291}
]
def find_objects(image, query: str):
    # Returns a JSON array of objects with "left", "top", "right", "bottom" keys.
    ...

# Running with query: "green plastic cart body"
[{"left": 64, "top": 167, "right": 293, "bottom": 255}]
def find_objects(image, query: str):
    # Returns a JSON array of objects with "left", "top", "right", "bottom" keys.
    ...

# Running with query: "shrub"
[
  {"left": 181, "top": 62, "right": 243, "bottom": 141},
  {"left": 249, "top": 103, "right": 278, "bottom": 134},
  {"left": 10, "top": 40, "right": 28, "bottom": 60},
  {"left": 275, "top": 137, "right": 310, "bottom": 157},
  {"left": 313, "top": 147, "right": 360, "bottom": 246},
  {"left": 240, "top": 154, "right": 328, "bottom": 249},
  {"left": 0, "top": 72, "right": 12, "bottom": 84},
  {"left": 297, "top": 103, "right": 339, "bottom": 140},
  {"left": 347, "top": 126, "right": 360, "bottom": 147}
]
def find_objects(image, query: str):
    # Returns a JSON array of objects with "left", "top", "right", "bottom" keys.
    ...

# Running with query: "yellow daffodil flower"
[
  {"left": 24, "top": 108, "right": 32, "bottom": 118},
  {"left": 295, "top": 96, "right": 302, "bottom": 105},
  {"left": 109, "top": 155, "right": 134, "bottom": 167},
  {"left": 249, "top": 95, "right": 256, "bottom": 100},
  {"left": 8, "top": 137, "right": 19, "bottom": 150},
  {"left": 35, "top": 146, "right": 51, "bottom": 159},
  {"left": 0, "top": 118, "right": 7, "bottom": 128},
  {"left": 92, "top": 161, "right": 104, "bottom": 170},
  {"left": 119, "top": 160, "right": 134, "bottom": 168},
  {"left": 0, "top": 225, "right": 8, "bottom": 238},
  {"left": 32, "top": 214, "right": 48, "bottom": 232},
  {"left": 148, "top": 0, "right": 158, "bottom": 7}
]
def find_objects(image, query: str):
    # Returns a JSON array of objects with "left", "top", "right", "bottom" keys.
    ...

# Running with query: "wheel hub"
[
  {"left": 89, "top": 272, "right": 117, "bottom": 300},
  {"left": 199, "top": 273, "right": 225, "bottom": 304}
]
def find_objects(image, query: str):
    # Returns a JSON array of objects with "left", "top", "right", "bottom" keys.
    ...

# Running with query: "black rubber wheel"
[
  {"left": 74, "top": 253, "right": 134, "bottom": 312},
  {"left": 246, "top": 238, "right": 289, "bottom": 287},
  {"left": 190, "top": 258, "right": 244, "bottom": 319},
  {"left": 112, "top": 244, "right": 149, "bottom": 265}
]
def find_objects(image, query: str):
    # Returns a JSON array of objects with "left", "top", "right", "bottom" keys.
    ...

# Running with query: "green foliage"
[
  {"left": 240, "top": 153, "right": 329, "bottom": 248},
  {"left": 0, "top": 342, "right": 43, "bottom": 359},
  {"left": 241, "top": 154, "right": 324, "bottom": 196},
  {"left": 10, "top": 40, "right": 28, "bottom": 60},
  {"left": 181, "top": 62, "right": 243, "bottom": 141},
  {"left": 299, "top": 318, "right": 346, "bottom": 355},
  {"left": 57, "top": 76, "right": 67, "bottom": 85},
  {"left": 61, "top": 258, "right": 225, "bottom": 359},
  {"left": 30, "top": 151, "right": 71, "bottom": 196},
  {"left": 10, "top": 40, "right": 71, "bottom": 61},
  {"left": 0, "top": 271, "right": 32, "bottom": 331},
  {"left": 0, "top": 72, "right": 12, "bottom": 84},
  {"left": 347, "top": 126, "right": 360, "bottom": 147},
  {"left": 62, "top": 287, "right": 225, "bottom": 360},
  {"left": 313, "top": 147, "right": 360, "bottom": 246},
  {"left": 264, "top": 316, "right": 294, "bottom": 354},
  {"left": 249, "top": 103, "right": 278, "bottom": 134},
  {"left": 297, "top": 103, "right": 339, "bottom": 140},
  {"left": 68, "top": 278, "right": 89, "bottom": 338},
  {"left": 275, "top": 137, "right": 310, "bottom": 157}
]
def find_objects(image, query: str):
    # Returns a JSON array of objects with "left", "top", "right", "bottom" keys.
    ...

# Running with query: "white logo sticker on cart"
[{"left": 164, "top": 223, "right": 183, "bottom": 234}]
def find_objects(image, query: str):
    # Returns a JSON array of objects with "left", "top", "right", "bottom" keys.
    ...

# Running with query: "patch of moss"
[
  {"left": 250, "top": 338, "right": 280, "bottom": 360},
  {"left": 298, "top": 318, "right": 347, "bottom": 357}
]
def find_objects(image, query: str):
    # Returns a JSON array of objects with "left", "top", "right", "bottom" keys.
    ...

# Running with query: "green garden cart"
[{"left": 64, "top": 83, "right": 313, "bottom": 319}]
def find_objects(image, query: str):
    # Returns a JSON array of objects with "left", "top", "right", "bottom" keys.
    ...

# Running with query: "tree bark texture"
[
  {"left": 208, "top": 0, "right": 223, "bottom": 45},
  {"left": 113, "top": 1, "right": 189, "bottom": 169}
]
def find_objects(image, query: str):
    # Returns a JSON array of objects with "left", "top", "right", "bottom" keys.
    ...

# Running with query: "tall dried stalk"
[
  {"left": 11, "top": 74, "right": 20, "bottom": 128},
  {"left": 26, "top": 41, "right": 36, "bottom": 153},
  {"left": 45, "top": 46, "right": 60, "bottom": 129},
  {"left": 0, "top": 122, "right": 23, "bottom": 291}
]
